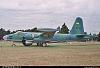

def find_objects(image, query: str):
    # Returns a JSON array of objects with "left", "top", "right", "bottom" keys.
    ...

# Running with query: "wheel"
[
  {"left": 43, "top": 43, "right": 48, "bottom": 47},
  {"left": 39, "top": 43, "right": 43, "bottom": 47},
  {"left": 23, "top": 44, "right": 32, "bottom": 46},
  {"left": 37, "top": 43, "right": 39, "bottom": 46},
  {"left": 37, "top": 43, "right": 43, "bottom": 47}
]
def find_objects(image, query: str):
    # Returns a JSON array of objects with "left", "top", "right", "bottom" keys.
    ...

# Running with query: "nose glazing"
[{"left": 3, "top": 35, "right": 8, "bottom": 40}]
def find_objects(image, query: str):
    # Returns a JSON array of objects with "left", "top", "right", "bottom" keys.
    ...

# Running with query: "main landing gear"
[{"left": 37, "top": 42, "right": 48, "bottom": 47}]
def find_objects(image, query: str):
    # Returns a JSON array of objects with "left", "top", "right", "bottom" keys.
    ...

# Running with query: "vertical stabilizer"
[{"left": 70, "top": 17, "right": 84, "bottom": 34}]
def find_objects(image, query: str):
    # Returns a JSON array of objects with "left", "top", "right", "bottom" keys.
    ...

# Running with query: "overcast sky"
[{"left": 0, "top": 0, "right": 100, "bottom": 34}]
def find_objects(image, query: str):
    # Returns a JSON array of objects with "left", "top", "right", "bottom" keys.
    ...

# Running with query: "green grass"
[{"left": 0, "top": 41, "right": 100, "bottom": 66}]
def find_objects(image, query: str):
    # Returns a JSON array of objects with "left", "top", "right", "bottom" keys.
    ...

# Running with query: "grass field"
[{"left": 0, "top": 41, "right": 100, "bottom": 66}]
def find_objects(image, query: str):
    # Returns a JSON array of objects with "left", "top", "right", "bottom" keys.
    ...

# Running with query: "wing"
[
  {"left": 40, "top": 31, "right": 56, "bottom": 39},
  {"left": 38, "top": 28, "right": 57, "bottom": 39}
]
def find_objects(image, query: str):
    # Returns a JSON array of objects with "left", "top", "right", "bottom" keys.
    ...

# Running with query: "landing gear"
[
  {"left": 37, "top": 42, "right": 48, "bottom": 47},
  {"left": 43, "top": 43, "right": 48, "bottom": 47},
  {"left": 37, "top": 43, "right": 43, "bottom": 47},
  {"left": 12, "top": 41, "right": 16, "bottom": 47}
]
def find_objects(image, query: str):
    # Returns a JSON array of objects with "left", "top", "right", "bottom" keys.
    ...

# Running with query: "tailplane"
[{"left": 70, "top": 17, "right": 84, "bottom": 34}]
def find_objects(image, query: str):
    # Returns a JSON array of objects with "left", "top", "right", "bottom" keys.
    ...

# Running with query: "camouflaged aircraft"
[{"left": 3, "top": 17, "right": 92, "bottom": 47}]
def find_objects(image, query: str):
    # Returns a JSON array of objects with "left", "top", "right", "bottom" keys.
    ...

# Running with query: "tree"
[
  {"left": 6, "top": 30, "right": 11, "bottom": 34},
  {"left": 97, "top": 32, "right": 100, "bottom": 41},
  {"left": 0, "top": 28, "right": 6, "bottom": 36},
  {"left": 89, "top": 33, "right": 92, "bottom": 35},
  {"left": 92, "top": 34, "right": 97, "bottom": 41},
  {"left": 57, "top": 26, "right": 60, "bottom": 31},
  {"left": 31, "top": 27, "right": 38, "bottom": 32},
  {"left": 84, "top": 32, "right": 87, "bottom": 35},
  {"left": 59, "top": 23, "right": 69, "bottom": 34},
  {"left": 0, "top": 28, "right": 11, "bottom": 40}
]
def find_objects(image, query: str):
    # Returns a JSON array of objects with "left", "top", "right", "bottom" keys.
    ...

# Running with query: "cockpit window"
[{"left": 9, "top": 36, "right": 12, "bottom": 39}]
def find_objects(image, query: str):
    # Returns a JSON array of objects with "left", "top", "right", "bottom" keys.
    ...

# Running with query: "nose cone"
[{"left": 3, "top": 35, "right": 8, "bottom": 40}]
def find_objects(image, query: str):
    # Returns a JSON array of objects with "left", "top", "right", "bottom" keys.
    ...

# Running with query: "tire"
[{"left": 37, "top": 43, "right": 43, "bottom": 47}]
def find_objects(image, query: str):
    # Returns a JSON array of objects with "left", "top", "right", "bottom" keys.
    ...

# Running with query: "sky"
[{"left": 0, "top": 0, "right": 100, "bottom": 34}]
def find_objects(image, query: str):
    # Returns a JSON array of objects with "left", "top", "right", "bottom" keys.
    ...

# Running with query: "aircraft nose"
[{"left": 3, "top": 35, "right": 8, "bottom": 40}]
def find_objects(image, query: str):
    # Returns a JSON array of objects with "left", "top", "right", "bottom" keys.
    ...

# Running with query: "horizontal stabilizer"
[{"left": 76, "top": 34, "right": 85, "bottom": 38}]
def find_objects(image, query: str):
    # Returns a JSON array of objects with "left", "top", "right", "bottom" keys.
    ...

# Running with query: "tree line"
[{"left": 0, "top": 23, "right": 100, "bottom": 41}]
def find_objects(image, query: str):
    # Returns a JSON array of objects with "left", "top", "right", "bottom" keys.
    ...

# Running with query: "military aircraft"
[{"left": 3, "top": 17, "right": 92, "bottom": 47}]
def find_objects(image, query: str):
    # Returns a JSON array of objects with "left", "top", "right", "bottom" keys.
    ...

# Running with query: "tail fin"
[{"left": 70, "top": 17, "right": 84, "bottom": 34}]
